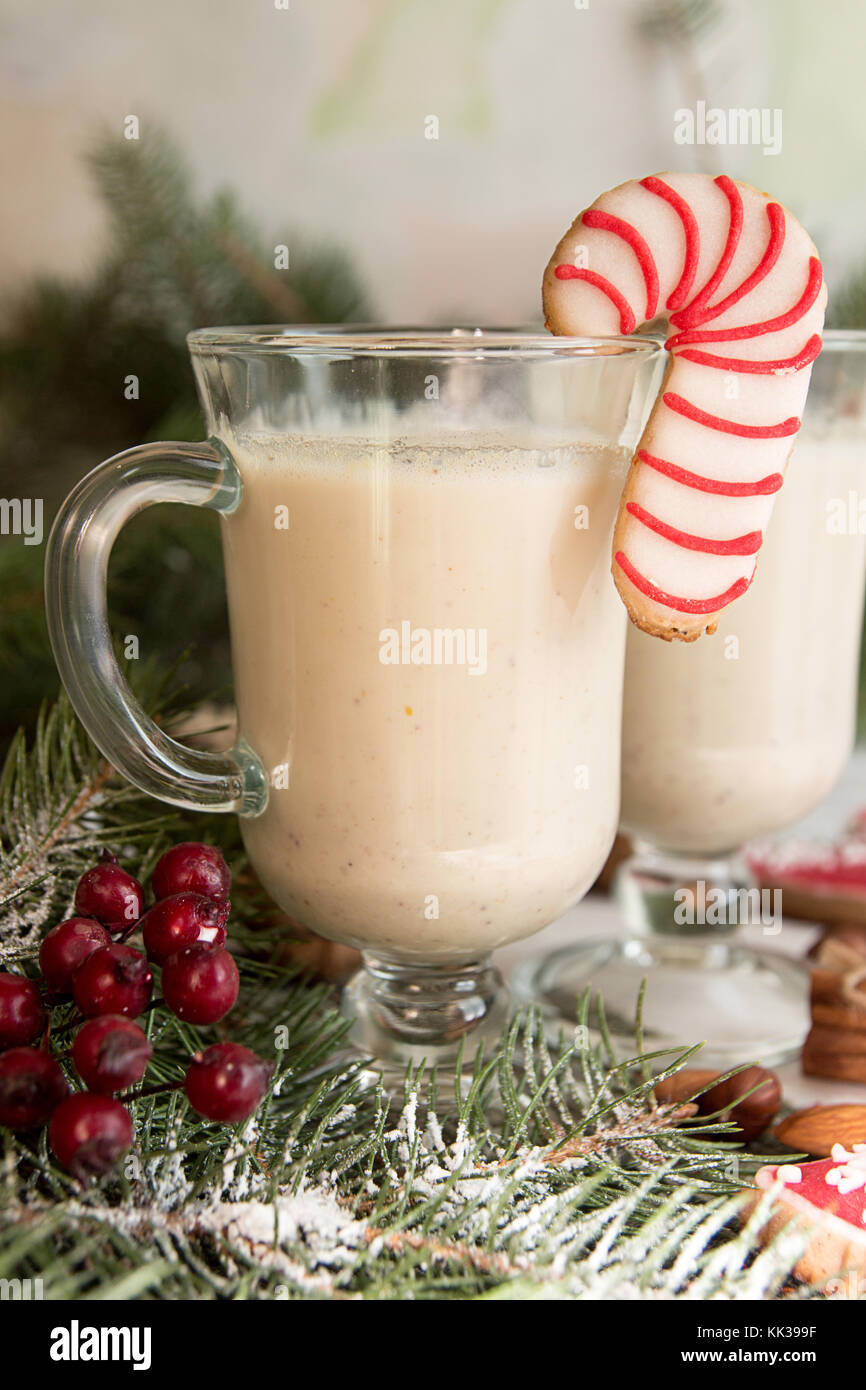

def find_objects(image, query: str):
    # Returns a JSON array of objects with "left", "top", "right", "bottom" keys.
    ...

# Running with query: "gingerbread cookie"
[
  {"left": 543, "top": 173, "right": 827, "bottom": 641},
  {"left": 747, "top": 1148, "right": 866, "bottom": 1286},
  {"left": 747, "top": 840, "right": 866, "bottom": 927}
]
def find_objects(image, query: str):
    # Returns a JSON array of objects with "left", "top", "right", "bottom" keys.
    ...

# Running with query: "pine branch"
[
  {"left": 0, "top": 680, "right": 251, "bottom": 963},
  {"left": 2, "top": 1018, "right": 809, "bottom": 1302},
  {"left": 636, "top": 0, "right": 725, "bottom": 45},
  {"left": 216, "top": 232, "right": 309, "bottom": 321},
  {"left": 827, "top": 262, "right": 866, "bottom": 329},
  {"left": 84, "top": 125, "right": 372, "bottom": 334},
  {"left": 636, "top": 0, "right": 726, "bottom": 177},
  {"left": 0, "top": 692, "right": 820, "bottom": 1300},
  {"left": 0, "top": 123, "right": 373, "bottom": 481},
  {"left": 0, "top": 123, "right": 374, "bottom": 743}
]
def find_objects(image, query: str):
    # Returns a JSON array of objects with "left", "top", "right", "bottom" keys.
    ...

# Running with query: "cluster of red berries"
[{"left": 0, "top": 842, "right": 273, "bottom": 1182}]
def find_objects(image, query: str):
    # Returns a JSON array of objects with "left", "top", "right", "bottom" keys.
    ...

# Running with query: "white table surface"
[{"left": 494, "top": 748, "right": 866, "bottom": 1109}]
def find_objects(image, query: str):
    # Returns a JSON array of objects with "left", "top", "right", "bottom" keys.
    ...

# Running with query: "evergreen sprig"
[
  {"left": 0, "top": 691, "right": 822, "bottom": 1301},
  {"left": 826, "top": 266, "right": 866, "bottom": 330},
  {"left": 0, "top": 124, "right": 374, "bottom": 746},
  {"left": 0, "top": 124, "right": 373, "bottom": 473},
  {"left": 0, "top": 675, "right": 247, "bottom": 964},
  {"left": 0, "top": 988, "right": 809, "bottom": 1301}
]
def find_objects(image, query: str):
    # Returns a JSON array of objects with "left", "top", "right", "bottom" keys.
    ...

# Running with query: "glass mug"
[
  {"left": 45, "top": 327, "right": 663, "bottom": 1077},
  {"left": 523, "top": 332, "right": 866, "bottom": 1066}
]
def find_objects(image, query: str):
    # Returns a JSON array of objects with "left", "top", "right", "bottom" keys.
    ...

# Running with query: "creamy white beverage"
[
  {"left": 621, "top": 434, "right": 866, "bottom": 854},
  {"left": 221, "top": 431, "right": 630, "bottom": 963}
]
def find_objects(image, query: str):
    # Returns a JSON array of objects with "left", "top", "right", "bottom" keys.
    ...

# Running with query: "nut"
[
  {"left": 655, "top": 1065, "right": 781, "bottom": 1141},
  {"left": 698, "top": 1066, "right": 781, "bottom": 1142},
  {"left": 774, "top": 1103, "right": 866, "bottom": 1157},
  {"left": 653, "top": 1068, "right": 721, "bottom": 1107}
]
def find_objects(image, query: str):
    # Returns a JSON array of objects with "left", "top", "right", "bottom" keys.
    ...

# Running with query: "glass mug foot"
[{"left": 516, "top": 849, "right": 809, "bottom": 1068}]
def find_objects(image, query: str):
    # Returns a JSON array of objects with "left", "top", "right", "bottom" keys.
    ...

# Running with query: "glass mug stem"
[
  {"left": 343, "top": 954, "right": 510, "bottom": 1071},
  {"left": 616, "top": 841, "right": 749, "bottom": 942},
  {"left": 45, "top": 439, "right": 268, "bottom": 816}
]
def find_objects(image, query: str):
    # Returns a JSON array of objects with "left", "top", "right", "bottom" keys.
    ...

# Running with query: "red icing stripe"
[
  {"left": 615, "top": 549, "right": 752, "bottom": 615},
  {"left": 626, "top": 501, "right": 762, "bottom": 556},
  {"left": 747, "top": 846, "right": 866, "bottom": 891},
  {"left": 639, "top": 176, "right": 700, "bottom": 311},
  {"left": 667, "top": 258, "right": 824, "bottom": 348},
  {"left": 553, "top": 264, "right": 636, "bottom": 333},
  {"left": 582, "top": 209, "right": 659, "bottom": 320},
  {"left": 674, "top": 201, "right": 785, "bottom": 330},
  {"left": 765, "top": 1158, "right": 866, "bottom": 1228},
  {"left": 663, "top": 391, "right": 800, "bottom": 438},
  {"left": 638, "top": 449, "right": 783, "bottom": 497},
  {"left": 676, "top": 334, "right": 822, "bottom": 375},
  {"left": 672, "top": 175, "right": 743, "bottom": 325}
]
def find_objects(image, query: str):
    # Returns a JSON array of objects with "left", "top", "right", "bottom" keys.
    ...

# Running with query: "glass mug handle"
[{"left": 45, "top": 440, "right": 268, "bottom": 817}]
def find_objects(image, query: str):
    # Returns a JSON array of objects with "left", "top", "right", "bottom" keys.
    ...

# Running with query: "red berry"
[
  {"left": 49, "top": 1093, "right": 133, "bottom": 1180},
  {"left": 74, "top": 852, "right": 144, "bottom": 930},
  {"left": 39, "top": 917, "right": 112, "bottom": 992},
  {"left": 72, "top": 944, "right": 153, "bottom": 1019},
  {"left": 152, "top": 842, "right": 231, "bottom": 903},
  {"left": 0, "top": 973, "right": 45, "bottom": 1048},
  {"left": 72, "top": 1016, "right": 152, "bottom": 1094},
  {"left": 140, "top": 892, "right": 229, "bottom": 965},
  {"left": 161, "top": 945, "right": 239, "bottom": 1025},
  {"left": 185, "top": 1042, "right": 273, "bottom": 1123},
  {"left": 0, "top": 1048, "right": 69, "bottom": 1129}
]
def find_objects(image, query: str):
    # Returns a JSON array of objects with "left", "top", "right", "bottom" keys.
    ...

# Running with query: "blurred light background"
[{"left": 1, "top": 0, "right": 863, "bottom": 321}]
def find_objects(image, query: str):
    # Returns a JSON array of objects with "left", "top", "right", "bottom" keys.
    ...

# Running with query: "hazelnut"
[
  {"left": 654, "top": 1064, "right": 781, "bottom": 1142},
  {"left": 653, "top": 1068, "right": 721, "bottom": 1107},
  {"left": 698, "top": 1066, "right": 781, "bottom": 1142}
]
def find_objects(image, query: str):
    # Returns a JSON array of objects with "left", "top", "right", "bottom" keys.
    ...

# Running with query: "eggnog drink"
[
  {"left": 621, "top": 433, "right": 866, "bottom": 853},
  {"left": 222, "top": 431, "right": 631, "bottom": 963}
]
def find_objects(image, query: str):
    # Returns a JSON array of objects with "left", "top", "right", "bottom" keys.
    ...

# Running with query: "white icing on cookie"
[{"left": 826, "top": 1143, "right": 866, "bottom": 1195}]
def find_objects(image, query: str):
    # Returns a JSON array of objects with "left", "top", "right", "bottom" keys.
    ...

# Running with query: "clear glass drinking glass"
[
  {"left": 523, "top": 332, "right": 866, "bottom": 1066},
  {"left": 45, "top": 326, "right": 663, "bottom": 1080}
]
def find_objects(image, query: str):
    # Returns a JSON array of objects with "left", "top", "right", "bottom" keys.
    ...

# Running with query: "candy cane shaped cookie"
[{"left": 543, "top": 173, "right": 827, "bottom": 641}]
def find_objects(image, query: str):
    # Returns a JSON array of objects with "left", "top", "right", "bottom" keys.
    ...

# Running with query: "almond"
[{"left": 774, "top": 1103, "right": 866, "bottom": 1157}]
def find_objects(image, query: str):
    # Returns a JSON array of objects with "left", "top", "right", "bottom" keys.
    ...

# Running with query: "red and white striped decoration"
[{"left": 543, "top": 172, "right": 827, "bottom": 641}]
